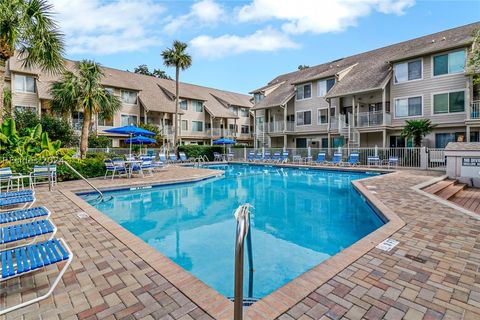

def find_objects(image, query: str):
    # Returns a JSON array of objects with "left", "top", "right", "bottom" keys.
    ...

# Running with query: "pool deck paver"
[{"left": 0, "top": 165, "right": 479, "bottom": 319}]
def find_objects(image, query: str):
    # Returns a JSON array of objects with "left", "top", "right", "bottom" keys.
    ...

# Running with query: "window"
[
  {"left": 296, "top": 110, "right": 312, "bottom": 125},
  {"left": 180, "top": 100, "right": 188, "bottom": 110},
  {"left": 97, "top": 115, "right": 113, "bottom": 126},
  {"left": 241, "top": 125, "right": 249, "bottom": 134},
  {"left": 435, "top": 132, "right": 465, "bottom": 148},
  {"left": 240, "top": 108, "right": 249, "bottom": 117},
  {"left": 15, "top": 105, "right": 37, "bottom": 113},
  {"left": 394, "top": 59, "right": 422, "bottom": 83},
  {"left": 296, "top": 138, "right": 307, "bottom": 148},
  {"left": 317, "top": 108, "right": 328, "bottom": 124},
  {"left": 72, "top": 111, "right": 84, "bottom": 130},
  {"left": 192, "top": 121, "right": 203, "bottom": 132},
  {"left": 192, "top": 100, "right": 203, "bottom": 112},
  {"left": 181, "top": 120, "right": 188, "bottom": 131},
  {"left": 104, "top": 87, "right": 114, "bottom": 94},
  {"left": 317, "top": 78, "right": 335, "bottom": 96},
  {"left": 121, "top": 114, "right": 137, "bottom": 126},
  {"left": 121, "top": 90, "right": 137, "bottom": 104},
  {"left": 254, "top": 93, "right": 264, "bottom": 103},
  {"left": 433, "top": 91, "right": 465, "bottom": 114},
  {"left": 433, "top": 50, "right": 465, "bottom": 76},
  {"left": 229, "top": 124, "right": 238, "bottom": 132},
  {"left": 394, "top": 96, "right": 422, "bottom": 117},
  {"left": 14, "top": 74, "right": 35, "bottom": 93},
  {"left": 296, "top": 84, "right": 311, "bottom": 100}
]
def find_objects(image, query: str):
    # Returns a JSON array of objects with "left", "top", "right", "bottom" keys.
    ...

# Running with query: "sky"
[{"left": 50, "top": 0, "right": 480, "bottom": 94}]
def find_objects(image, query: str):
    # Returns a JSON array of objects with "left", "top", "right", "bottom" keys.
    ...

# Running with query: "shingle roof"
[
  {"left": 8, "top": 53, "right": 252, "bottom": 118},
  {"left": 253, "top": 22, "right": 480, "bottom": 106}
]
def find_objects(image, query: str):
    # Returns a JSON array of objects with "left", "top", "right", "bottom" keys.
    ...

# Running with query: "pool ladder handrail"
[{"left": 234, "top": 204, "right": 253, "bottom": 320}]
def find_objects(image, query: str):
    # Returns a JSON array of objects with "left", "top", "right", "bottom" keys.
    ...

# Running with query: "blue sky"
[{"left": 52, "top": 0, "right": 480, "bottom": 94}]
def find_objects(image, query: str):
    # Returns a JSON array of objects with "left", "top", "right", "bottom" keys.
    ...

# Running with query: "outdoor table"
[
  {"left": 8, "top": 175, "right": 32, "bottom": 191},
  {"left": 124, "top": 160, "right": 142, "bottom": 178},
  {"left": 292, "top": 155, "right": 302, "bottom": 163}
]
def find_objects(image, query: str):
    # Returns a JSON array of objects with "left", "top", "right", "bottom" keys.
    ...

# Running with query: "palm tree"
[
  {"left": 401, "top": 119, "right": 437, "bottom": 147},
  {"left": 50, "top": 60, "right": 121, "bottom": 158},
  {"left": 161, "top": 41, "right": 192, "bottom": 150},
  {"left": 0, "top": 0, "right": 65, "bottom": 122}
]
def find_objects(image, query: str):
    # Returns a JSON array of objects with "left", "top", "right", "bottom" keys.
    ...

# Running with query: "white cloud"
[
  {"left": 190, "top": 27, "right": 299, "bottom": 58},
  {"left": 164, "top": 0, "right": 225, "bottom": 34},
  {"left": 49, "top": 0, "right": 165, "bottom": 55},
  {"left": 237, "top": 0, "right": 415, "bottom": 34}
]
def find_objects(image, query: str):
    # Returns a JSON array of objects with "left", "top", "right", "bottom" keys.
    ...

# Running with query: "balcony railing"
[
  {"left": 350, "top": 111, "right": 391, "bottom": 128},
  {"left": 471, "top": 101, "right": 480, "bottom": 120},
  {"left": 268, "top": 121, "right": 284, "bottom": 133}
]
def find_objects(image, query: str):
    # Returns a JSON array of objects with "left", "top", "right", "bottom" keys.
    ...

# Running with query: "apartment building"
[
  {"left": 252, "top": 22, "right": 480, "bottom": 149},
  {"left": 5, "top": 54, "right": 254, "bottom": 147}
]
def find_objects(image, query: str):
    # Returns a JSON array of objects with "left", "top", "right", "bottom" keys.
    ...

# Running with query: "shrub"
[
  {"left": 178, "top": 145, "right": 223, "bottom": 160},
  {"left": 57, "top": 157, "right": 106, "bottom": 181},
  {"left": 88, "top": 134, "right": 112, "bottom": 148}
]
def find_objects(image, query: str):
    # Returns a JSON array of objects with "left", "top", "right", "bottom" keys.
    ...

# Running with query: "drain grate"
[
  {"left": 76, "top": 211, "right": 90, "bottom": 219},
  {"left": 229, "top": 297, "right": 259, "bottom": 306}
]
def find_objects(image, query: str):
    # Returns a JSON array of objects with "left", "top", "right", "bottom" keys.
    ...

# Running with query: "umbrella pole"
[{"left": 129, "top": 133, "right": 132, "bottom": 158}]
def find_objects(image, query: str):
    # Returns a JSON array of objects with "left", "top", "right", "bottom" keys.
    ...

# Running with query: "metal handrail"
[{"left": 233, "top": 204, "right": 253, "bottom": 320}]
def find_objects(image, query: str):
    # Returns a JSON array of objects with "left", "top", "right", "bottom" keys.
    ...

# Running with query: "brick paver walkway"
[{"left": 1, "top": 167, "right": 479, "bottom": 319}]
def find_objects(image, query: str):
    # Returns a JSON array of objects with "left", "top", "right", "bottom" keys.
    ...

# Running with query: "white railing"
[
  {"left": 268, "top": 121, "right": 284, "bottom": 133},
  {"left": 471, "top": 101, "right": 480, "bottom": 120},
  {"left": 330, "top": 116, "right": 339, "bottom": 130},
  {"left": 352, "top": 111, "right": 391, "bottom": 127}
]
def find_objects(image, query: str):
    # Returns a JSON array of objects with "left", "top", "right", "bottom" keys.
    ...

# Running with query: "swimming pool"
[{"left": 81, "top": 164, "right": 385, "bottom": 300}]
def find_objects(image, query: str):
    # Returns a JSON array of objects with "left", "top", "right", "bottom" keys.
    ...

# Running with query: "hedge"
[{"left": 178, "top": 145, "right": 224, "bottom": 161}]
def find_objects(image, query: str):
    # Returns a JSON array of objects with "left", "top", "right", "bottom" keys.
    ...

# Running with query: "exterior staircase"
[
  {"left": 338, "top": 113, "right": 360, "bottom": 149},
  {"left": 423, "top": 179, "right": 467, "bottom": 200}
]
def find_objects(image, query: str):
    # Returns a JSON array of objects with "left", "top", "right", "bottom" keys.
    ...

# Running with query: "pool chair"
[
  {"left": 0, "top": 189, "right": 34, "bottom": 199},
  {"left": 292, "top": 155, "right": 302, "bottom": 164},
  {"left": 384, "top": 156, "right": 399, "bottom": 168},
  {"left": 179, "top": 152, "right": 192, "bottom": 163},
  {"left": 140, "top": 159, "right": 153, "bottom": 176},
  {"left": 169, "top": 152, "right": 178, "bottom": 163},
  {"left": 0, "top": 167, "right": 18, "bottom": 191},
  {"left": 281, "top": 151, "right": 289, "bottom": 163},
  {"left": 104, "top": 160, "right": 127, "bottom": 180},
  {"left": 227, "top": 152, "right": 235, "bottom": 161},
  {"left": 0, "top": 238, "right": 73, "bottom": 316},
  {"left": 0, "top": 193, "right": 36, "bottom": 212},
  {"left": 343, "top": 152, "right": 360, "bottom": 166},
  {"left": 326, "top": 153, "right": 343, "bottom": 166},
  {"left": 271, "top": 152, "right": 281, "bottom": 163},
  {"left": 367, "top": 156, "right": 381, "bottom": 167},
  {"left": 314, "top": 152, "right": 327, "bottom": 165},
  {"left": 0, "top": 207, "right": 51, "bottom": 225},
  {"left": 247, "top": 151, "right": 255, "bottom": 162},
  {"left": 29, "top": 165, "right": 57, "bottom": 189},
  {"left": 213, "top": 152, "right": 223, "bottom": 162},
  {"left": 158, "top": 152, "right": 168, "bottom": 164},
  {"left": 263, "top": 151, "right": 271, "bottom": 162},
  {"left": 0, "top": 218, "right": 56, "bottom": 250},
  {"left": 254, "top": 152, "right": 263, "bottom": 162}
]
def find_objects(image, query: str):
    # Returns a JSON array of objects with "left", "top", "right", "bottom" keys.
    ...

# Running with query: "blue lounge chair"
[
  {"left": 263, "top": 152, "right": 271, "bottom": 162},
  {"left": 344, "top": 153, "right": 360, "bottom": 166},
  {"left": 271, "top": 152, "right": 281, "bottom": 163},
  {"left": 315, "top": 152, "right": 326, "bottom": 165},
  {"left": 179, "top": 152, "right": 190, "bottom": 162},
  {"left": 30, "top": 165, "right": 57, "bottom": 188},
  {"left": 384, "top": 156, "right": 399, "bottom": 168},
  {"left": 104, "top": 160, "right": 127, "bottom": 180},
  {"left": 0, "top": 194, "right": 35, "bottom": 211},
  {"left": 169, "top": 153, "right": 178, "bottom": 163},
  {"left": 281, "top": 152, "right": 289, "bottom": 163},
  {"left": 367, "top": 156, "right": 381, "bottom": 167},
  {"left": 0, "top": 238, "right": 73, "bottom": 315},
  {"left": 0, "top": 207, "right": 51, "bottom": 225},
  {"left": 247, "top": 152, "right": 255, "bottom": 162},
  {"left": 158, "top": 153, "right": 168, "bottom": 163},
  {"left": 140, "top": 159, "right": 153, "bottom": 176},
  {"left": 254, "top": 152, "right": 262, "bottom": 162},
  {"left": 327, "top": 153, "right": 343, "bottom": 166},
  {"left": 0, "top": 219, "right": 56, "bottom": 247},
  {"left": 0, "top": 190, "right": 34, "bottom": 198}
]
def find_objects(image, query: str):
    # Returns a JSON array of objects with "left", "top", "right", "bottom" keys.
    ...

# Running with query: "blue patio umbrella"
[
  {"left": 104, "top": 125, "right": 155, "bottom": 156},
  {"left": 212, "top": 138, "right": 236, "bottom": 145},
  {"left": 124, "top": 135, "right": 156, "bottom": 144}
]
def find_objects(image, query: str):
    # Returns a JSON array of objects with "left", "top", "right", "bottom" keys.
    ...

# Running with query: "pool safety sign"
[
  {"left": 461, "top": 157, "right": 480, "bottom": 178},
  {"left": 376, "top": 238, "right": 399, "bottom": 252}
]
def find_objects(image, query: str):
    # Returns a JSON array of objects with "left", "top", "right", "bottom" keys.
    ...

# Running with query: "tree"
[
  {"left": 50, "top": 60, "right": 122, "bottom": 158},
  {"left": 0, "top": 0, "right": 65, "bottom": 122},
  {"left": 467, "top": 28, "right": 480, "bottom": 85},
  {"left": 161, "top": 41, "right": 192, "bottom": 150},
  {"left": 133, "top": 64, "right": 172, "bottom": 80},
  {"left": 298, "top": 65, "right": 310, "bottom": 70},
  {"left": 401, "top": 119, "right": 436, "bottom": 147}
]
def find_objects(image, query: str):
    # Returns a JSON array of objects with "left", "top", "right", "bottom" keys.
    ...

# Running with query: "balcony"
[
  {"left": 268, "top": 121, "right": 284, "bottom": 133},
  {"left": 471, "top": 101, "right": 480, "bottom": 120},
  {"left": 351, "top": 111, "right": 391, "bottom": 128},
  {"left": 209, "top": 128, "right": 236, "bottom": 138}
]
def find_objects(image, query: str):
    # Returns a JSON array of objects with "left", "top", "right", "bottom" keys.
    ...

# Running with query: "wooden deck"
[{"left": 450, "top": 187, "right": 480, "bottom": 214}]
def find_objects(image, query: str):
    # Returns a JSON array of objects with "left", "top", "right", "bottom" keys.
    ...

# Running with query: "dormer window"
[{"left": 254, "top": 93, "right": 264, "bottom": 103}]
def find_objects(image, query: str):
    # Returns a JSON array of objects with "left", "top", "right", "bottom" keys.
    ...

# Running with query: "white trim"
[
  {"left": 430, "top": 89, "right": 467, "bottom": 116},
  {"left": 295, "top": 83, "right": 312, "bottom": 101},
  {"left": 393, "top": 57, "right": 423, "bottom": 85},
  {"left": 393, "top": 95, "right": 424, "bottom": 119},
  {"left": 296, "top": 109, "right": 313, "bottom": 126},
  {"left": 431, "top": 48, "right": 466, "bottom": 78}
]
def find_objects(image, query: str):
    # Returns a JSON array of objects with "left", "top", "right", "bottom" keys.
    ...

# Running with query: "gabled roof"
[
  {"left": 252, "top": 22, "right": 480, "bottom": 105},
  {"left": 8, "top": 52, "right": 252, "bottom": 118}
]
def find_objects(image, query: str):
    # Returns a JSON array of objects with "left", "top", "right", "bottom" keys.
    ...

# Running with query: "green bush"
[
  {"left": 88, "top": 134, "right": 112, "bottom": 148},
  {"left": 57, "top": 157, "right": 106, "bottom": 181},
  {"left": 178, "top": 145, "right": 224, "bottom": 160}
]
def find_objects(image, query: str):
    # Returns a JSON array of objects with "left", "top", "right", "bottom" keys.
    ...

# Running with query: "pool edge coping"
[{"left": 61, "top": 167, "right": 406, "bottom": 320}]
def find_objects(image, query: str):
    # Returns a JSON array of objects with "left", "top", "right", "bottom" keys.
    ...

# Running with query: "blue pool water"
[{"left": 81, "top": 164, "right": 385, "bottom": 299}]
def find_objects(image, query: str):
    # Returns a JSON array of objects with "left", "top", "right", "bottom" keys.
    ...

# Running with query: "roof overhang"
[{"left": 387, "top": 43, "right": 471, "bottom": 63}]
